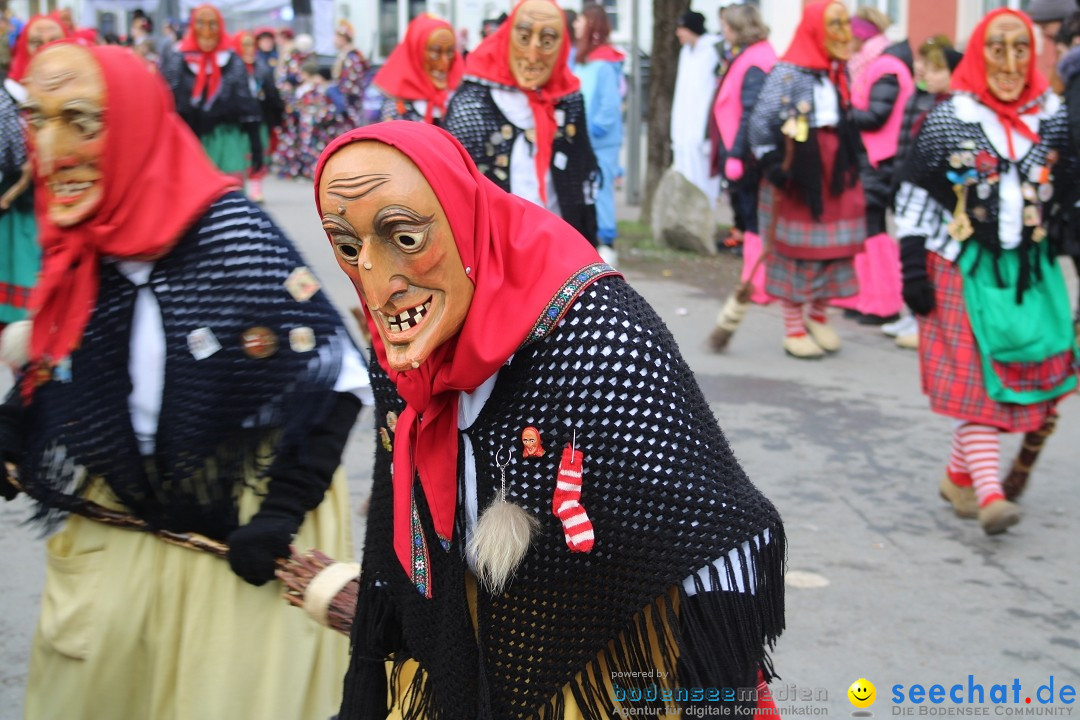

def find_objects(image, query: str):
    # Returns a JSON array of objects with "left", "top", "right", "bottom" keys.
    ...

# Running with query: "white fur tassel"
[
  {"left": 467, "top": 488, "right": 538, "bottom": 595},
  {"left": 0, "top": 320, "right": 31, "bottom": 370}
]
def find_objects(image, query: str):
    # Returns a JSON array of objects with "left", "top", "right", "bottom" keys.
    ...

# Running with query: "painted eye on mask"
[
  {"left": 333, "top": 238, "right": 362, "bottom": 264},
  {"left": 393, "top": 231, "right": 426, "bottom": 252}
]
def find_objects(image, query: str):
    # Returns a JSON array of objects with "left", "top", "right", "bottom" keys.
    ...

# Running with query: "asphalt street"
[{"left": 0, "top": 175, "right": 1077, "bottom": 719}]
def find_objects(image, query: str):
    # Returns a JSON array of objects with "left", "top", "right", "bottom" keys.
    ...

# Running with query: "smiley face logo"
[{"left": 848, "top": 678, "right": 877, "bottom": 709}]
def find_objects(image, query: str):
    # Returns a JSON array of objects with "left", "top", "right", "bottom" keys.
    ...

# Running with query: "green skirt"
[
  {"left": 200, "top": 124, "right": 250, "bottom": 175},
  {"left": 0, "top": 204, "right": 39, "bottom": 324}
]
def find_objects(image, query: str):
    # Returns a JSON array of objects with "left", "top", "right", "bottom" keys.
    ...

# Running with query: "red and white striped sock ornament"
[{"left": 553, "top": 437, "right": 594, "bottom": 553}]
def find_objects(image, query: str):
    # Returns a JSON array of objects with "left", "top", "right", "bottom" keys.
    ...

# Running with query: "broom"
[
  {"left": 709, "top": 138, "right": 793, "bottom": 352},
  {"left": 1002, "top": 411, "right": 1059, "bottom": 501},
  {"left": 4, "top": 464, "right": 359, "bottom": 635}
]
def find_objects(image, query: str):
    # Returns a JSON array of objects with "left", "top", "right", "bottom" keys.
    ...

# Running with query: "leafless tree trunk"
[{"left": 641, "top": 0, "right": 690, "bottom": 224}]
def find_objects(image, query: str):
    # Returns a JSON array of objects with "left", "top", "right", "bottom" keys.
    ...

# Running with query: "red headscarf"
[
  {"left": 178, "top": 4, "right": 230, "bottom": 101},
  {"left": 464, "top": 0, "right": 580, "bottom": 206},
  {"left": 25, "top": 44, "right": 238, "bottom": 395},
  {"left": 313, "top": 121, "right": 613, "bottom": 591},
  {"left": 951, "top": 8, "right": 1047, "bottom": 158},
  {"left": 781, "top": 0, "right": 851, "bottom": 107},
  {"left": 8, "top": 14, "right": 71, "bottom": 82},
  {"left": 233, "top": 29, "right": 255, "bottom": 72},
  {"left": 374, "top": 14, "right": 463, "bottom": 124}
]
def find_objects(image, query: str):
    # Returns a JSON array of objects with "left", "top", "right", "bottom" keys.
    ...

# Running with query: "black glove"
[
  {"left": 0, "top": 389, "right": 23, "bottom": 502},
  {"left": 900, "top": 235, "right": 935, "bottom": 316},
  {"left": 226, "top": 391, "right": 362, "bottom": 585}
]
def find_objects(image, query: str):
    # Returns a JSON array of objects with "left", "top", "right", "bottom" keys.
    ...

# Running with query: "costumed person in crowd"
[
  {"left": 255, "top": 27, "right": 278, "bottom": 69},
  {"left": 895, "top": 9, "right": 1077, "bottom": 535},
  {"left": 0, "top": 32, "right": 37, "bottom": 334},
  {"left": 887, "top": 35, "right": 962, "bottom": 350},
  {"left": 374, "top": 13, "right": 462, "bottom": 124},
  {"left": 352, "top": 11, "right": 464, "bottom": 518},
  {"left": 671, "top": 10, "right": 721, "bottom": 207},
  {"left": 748, "top": 0, "right": 866, "bottom": 359},
  {"left": 330, "top": 19, "right": 370, "bottom": 129},
  {"left": 571, "top": 3, "right": 624, "bottom": 267},
  {"left": 713, "top": 3, "right": 776, "bottom": 305},
  {"left": 1054, "top": 12, "right": 1080, "bottom": 336},
  {"left": 0, "top": 42, "right": 368, "bottom": 719},
  {"left": 161, "top": 4, "right": 263, "bottom": 183},
  {"left": 235, "top": 29, "right": 284, "bottom": 203},
  {"left": 831, "top": 7, "right": 913, "bottom": 326},
  {"left": 444, "top": 0, "right": 600, "bottom": 244},
  {"left": 294, "top": 56, "right": 350, "bottom": 179},
  {"left": 271, "top": 32, "right": 312, "bottom": 179},
  {"left": 306, "top": 119, "right": 785, "bottom": 720},
  {"left": 7, "top": 12, "right": 69, "bottom": 83}
]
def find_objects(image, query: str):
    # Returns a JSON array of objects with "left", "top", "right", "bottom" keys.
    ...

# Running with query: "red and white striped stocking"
[
  {"left": 946, "top": 423, "right": 972, "bottom": 486},
  {"left": 955, "top": 423, "right": 1002, "bottom": 507},
  {"left": 553, "top": 445, "right": 594, "bottom": 552},
  {"left": 780, "top": 300, "right": 806, "bottom": 337}
]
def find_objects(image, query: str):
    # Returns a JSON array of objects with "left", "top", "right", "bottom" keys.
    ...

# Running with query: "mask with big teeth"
[
  {"left": 23, "top": 43, "right": 107, "bottom": 228},
  {"left": 319, "top": 141, "right": 475, "bottom": 372},
  {"left": 508, "top": 0, "right": 564, "bottom": 90}
]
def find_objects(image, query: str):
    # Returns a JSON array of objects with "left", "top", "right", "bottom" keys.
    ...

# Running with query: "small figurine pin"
[{"left": 521, "top": 426, "right": 545, "bottom": 458}]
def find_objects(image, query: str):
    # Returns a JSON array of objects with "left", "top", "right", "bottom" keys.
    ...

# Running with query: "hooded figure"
[
  {"left": 375, "top": 13, "right": 463, "bottom": 124},
  {"left": 2, "top": 42, "right": 369, "bottom": 720},
  {"left": 312, "top": 120, "right": 785, "bottom": 720},
  {"left": 895, "top": 9, "right": 1077, "bottom": 535},
  {"left": 161, "top": 4, "right": 263, "bottom": 181},
  {"left": 748, "top": 0, "right": 868, "bottom": 360},
  {"left": 443, "top": 0, "right": 600, "bottom": 244},
  {"left": 671, "top": 9, "right": 722, "bottom": 206}
]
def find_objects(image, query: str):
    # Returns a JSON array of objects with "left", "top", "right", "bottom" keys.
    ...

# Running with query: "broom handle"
[{"left": 3, "top": 463, "right": 281, "bottom": 563}]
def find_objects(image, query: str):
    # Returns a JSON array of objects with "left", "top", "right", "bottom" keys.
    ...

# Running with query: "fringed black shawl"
[{"left": 340, "top": 276, "right": 785, "bottom": 719}]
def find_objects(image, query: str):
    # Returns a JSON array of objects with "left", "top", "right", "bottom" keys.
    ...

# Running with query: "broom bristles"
[{"left": 709, "top": 286, "right": 753, "bottom": 352}]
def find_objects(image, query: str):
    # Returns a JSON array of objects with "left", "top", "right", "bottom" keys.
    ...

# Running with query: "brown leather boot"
[
  {"left": 979, "top": 499, "right": 1021, "bottom": 535},
  {"left": 939, "top": 475, "right": 978, "bottom": 519}
]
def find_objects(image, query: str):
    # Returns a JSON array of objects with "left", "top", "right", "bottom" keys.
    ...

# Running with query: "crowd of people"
[{"left": 0, "top": 0, "right": 1077, "bottom": 718}]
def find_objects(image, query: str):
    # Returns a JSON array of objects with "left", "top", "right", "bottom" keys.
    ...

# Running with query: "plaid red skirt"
[
  {"left": 919, "top": 253, "right": 1071, "bottom": 432},
  {"left": 765, "top": 253, "right": 857, "bottom": 303}
]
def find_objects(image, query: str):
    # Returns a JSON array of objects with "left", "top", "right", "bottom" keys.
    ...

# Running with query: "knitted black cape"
[
  {"left": 14, "top": 193, "right": 354, "bottom": 538},
  {"left": 339, "top": 275, "right": 785, "bottom": 720}
]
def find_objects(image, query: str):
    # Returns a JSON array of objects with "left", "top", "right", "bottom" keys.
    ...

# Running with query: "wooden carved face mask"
[
  {"left": 424, "top": 27, "right": 456, "bottom": 90},
  {"left": 508, "top": 0, "right": 564, "bottom": 90},
  {"left": 23, "top": 43, "right": 107, "bottom": 228},
  {"left": 319, "top": 141, "right": 475, "bottom": 372}
]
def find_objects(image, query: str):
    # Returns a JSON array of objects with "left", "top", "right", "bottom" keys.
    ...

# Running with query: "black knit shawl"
[
  {"left": 748, "top": 62, "right": 863, "bottom": 220},
  {"left": 18, "top": 193, "right": 353, "bottom": 538},
  {"left": 900, "top": 93, "right": 1070, "bottom": 301},
  {"left": 340, "top": 276, "right": 785, "bottom": 720},
  {"left": 0, "top": 84, "right": 32, "bottom": 214},
  {"left": 161, "top": 49, "right": 262, "bottom": 137},
  {"left": 443, "top": 79, "right": 600, "bottom": 244}
]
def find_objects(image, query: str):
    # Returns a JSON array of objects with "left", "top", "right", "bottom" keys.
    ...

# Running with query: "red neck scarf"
[
  {"left": 581, "top": 44, "right": 625, "bottom": 64},
  {"left": 781, "top": 0, "right": 851, "bottom": 108},
  {"left": 8, "top": 14, "right": 71, "bottom": 83},
  {"left": 464, "top": 0, "right": 580, "bottom": 206},
  {"left": 178, "top": 4, "right": 229, "bottom": 101},
  {"left": 313, "top": 121, "right": 611, "bottom": 590},
  {"left": 951, "top": 8, "right": 1047, "bottom": 159},
  {"left": 374, "top": 14, "right": 463, "bottom": 124},
  {"left": 26, "top": 44, "right": 238, "bottom": 396}
]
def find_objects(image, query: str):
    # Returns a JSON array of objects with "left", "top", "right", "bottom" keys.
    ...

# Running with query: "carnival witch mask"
[
  {"left": 823, "top": 2, "right": 853, "bottom": 62},
  {"left": 238, "top": 32, "right": 257, "bottom": 65},
  {"left": 424, "top": 27, "right": 457, "bottom": 90},
  {"left": 319, "top": 141, "right": 475, "bottom": 372},
  {"left": 509, "top": 0, "right": 564, "bottom": 89},
  {"left": 984, "top": 13, "right": 1031, "bottom": 102},
  {"left": 27, "top": 17, "right": 65, "bottom": 54},
  {"left": 193, "top": 6, "right": 221, "bottom": 53},
  {"left": 22, "top": 42, "right": 106, "bottom": 227}
]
